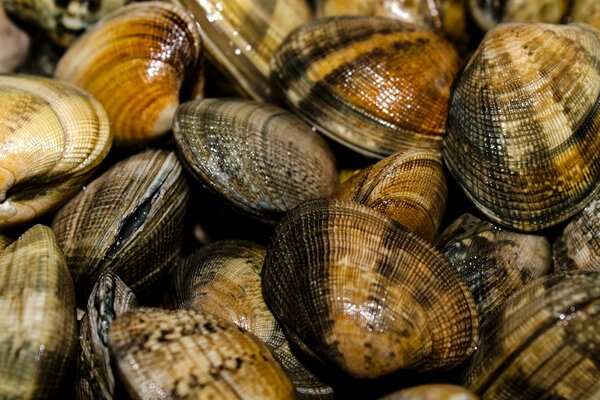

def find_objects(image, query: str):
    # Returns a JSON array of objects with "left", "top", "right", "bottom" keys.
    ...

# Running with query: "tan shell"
[
  {"left": 55, "top": 1, "right": 202, "bottom": 145},
  {"left": 469, "top": 0, "right": 569, "bottom": 31},
  {"left": 172, "top": 240, "right": 334, "bottom": 399},
  {"left": 443, "top": 22, "right": 600, "bottom": 231},
  {"left": 332, "top": 150, "right": 447, "bottom": 241},
  {"left": 0, "top": 75, "right": 112, "bottom": 229},
  {"left": 262, "top": 199, "right": 478, "bottom": 379},
  {"left": 0, "top": 6, "right": 29, "bottom": 72},
  {"left": 52, "top": 149, "right": 189, "bottom": 303},
  {"left": 378, "top": 384, "right": 479, "bottom": 400},
  {"left": 571, "top": 0, "right": 600, "bottom": 32},
  {"left": 0, "top": 225, "right": 77, "bottom": 398},
  {"left": 108, "top": 307, "right": 295, "bottom": 400},
  {"left": 271, "top": 16, "right": 460, "bottom": 158},
  {"left": 0, "top": 233, "right": 12, "bottom": 251}
]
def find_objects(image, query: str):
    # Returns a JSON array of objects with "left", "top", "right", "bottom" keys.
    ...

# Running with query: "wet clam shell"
[
  {"left": 262, "top": 199, "right": 478, "bottom": 378},
  {"left": 464, "top": 272, "right": 600, "bottom": 399},
  {"left": 172, "top": 240, "right": 334, "bottom": 399},
  {"left": 469, "top": 0, "right": 569, "bottom": 32},
  {"left": 271, "top": 16, "right": 460, "bottom": 159},
  {"left": 443, "top": 22, "right": 600, "bottom": 231},
  {"left": 0, "top": 75, "right": 112, "bottom": 229},
  {"left": 108, "top": 307, "right": 295, "bottom": 400},
  {"left": 173, "top": 98, "right": 339, "bottom": 224},
  {"left": 55, "top": 1, "right": 202, "bottom": 145},
  {"left": 0, "top": 225, "right": 77, "bottom": 398},
  {"left": 51, "top": 149, "right": 189, "bottom": 303},
  {"left": 378, "top": 384, "right": 479, "bottom": 400},
  {"left": 331, "top": 149, "right": 447, "bottom": 241}
]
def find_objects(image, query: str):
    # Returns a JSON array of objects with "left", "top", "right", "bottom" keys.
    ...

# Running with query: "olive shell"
[
  {"left": 332, "top": 149, "right": 447, "bottom": 241},
  {"left": 271, "top": 16, "right": 460, "bottom": 158},
  {"left": 469, "top": 0, "right": 569, "bottom": 31},
  {"left": 173, "top": 98, "right": 339, "bottom": 224},
  {"left": 108, "top": 307, "right": 295, "bottom": 400},
  {"left": 0, "top": 75, "right": 112, "bottom": 229},
  {"left": 464, "top": 272, "right": 600, "bottom": 399},
  {"left": 0, "top": 225, "right": 77, "bottom": 398},
  {"left": 443, "top": 22, "right": 600, "bottom": 231},
  {"left": 55, "top": 1, "right": 202, "bottom": 145},
  {"left": 378, "top": 384, "right": 479, "bottom": 400},
  {"left": 52, "top": 149, "right": 189, "bottom": 303},
  {"left": 262, "top": 199, "right": 478, "bottom": 378}
]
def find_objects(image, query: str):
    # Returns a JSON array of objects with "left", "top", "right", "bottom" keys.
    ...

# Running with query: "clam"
[
  {"left": 436, "top": 213, "right": 551, "bottom": 317},
  {"left": 271, "top": 16, "right": 461, "bottom": 158},
  {"left": 464, "top": 271, "right": 600, "bottom": 399},
  {"left": 173, "top": 98, "right": 339, "bottom": 224},
  {"left": 0, "top": 225, "right": 77, "bottom": 398},
  {"left": 0, "top": 6, "right": 29, "bottom": 72},
  {"left": 0, "top": 75, "right": 112, "bottom": 229},
  {"left": 108, "top": 307, "right": 295, "bottom": 399},
  {"left": 76, "top": 272, "right": 137, "bottom": 400},
  {"left": 262, "top": 199, "right": 478, "bottom": 379},
  {"left": 331, "top": 149, "right": 447, "bottom": 241},
  {"left": 51, "top": 149, "right": 189, "bottom": 303},
  {"left": 443, "top": 22, "right": 600, "bottom": 231},
  {"left": 55, "top": 1, "right": 202, "bottom": 145},
  {"left": 0, "top": 233, "right": 12, "bottom": 251},
  {"left": 171, "top": 240, "right": 334, "bottom": 399},
  {"left": 177, "top": 0, "right": 310, "bottom": 102},
  {"left": 469, "top": 0, "right": 569, "bottom": 32},
  {"left": 571, "top": 0, "right": 600, "bottom": 30},
  {"left": 378, "top": 384, "right": 479, "bottom": 400}
]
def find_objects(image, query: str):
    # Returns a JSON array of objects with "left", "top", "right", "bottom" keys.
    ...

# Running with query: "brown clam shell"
[
  {"left": 378, "top": 384, "right": 479, "bottom": 400},
  {"left": 108, "top": 307, "right": 295, "bottom": 399},
  {"left": 262, "top": 199, "right": 478, "bottom": 379},
  {"left": 571, "top": 0, "right": 600, "bottom": 30},
  {"left": 271, "top": 16, "right": 461, "bottom": 159},
  {"left": 332, "top": 149, "right": 447, "bottom": 241},
  {"left": 469, "top": 0, "right": 569, "bottom": 32}
]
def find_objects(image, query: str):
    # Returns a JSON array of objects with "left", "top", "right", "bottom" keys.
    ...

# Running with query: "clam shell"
[
  {"left": 469, "top": 0, "right": 569, "bottom": 31},
  {"left": 443, "top": 22, "right": 600, "bottom": 231},
  {"left": 178, "top": 0, "right": 310, "bottom": 102},
  {"left": 51, "top": 149, "right": 189, "bottom": 303},
  {"left": 378, "top": 384, "right": 479, "bottom": 400},
  {"left": 331, "top": 149, "right": 447, "bottom": 241},
  {"left": 262, "top": 199, "right": 478, "bottom": 378},
  {"left": 464, "top": 272, "right": 600, "bottom": 399},
  {"left": 0, "top": 225, "right": 77, "bottom": 398},
  {"left": 271, "top": 16, "right": 460, "bottom": 159},
  {"left": 571, "top": 0, "right": 600, "bottom": 34},
  {"left": 76, "top": 272, "right": 137, "bottom": 400},
  {"left": 0, "top": 6, "right": 29, "bottom": 72},
  {"left": 55, "top": 1, "right": 202, "bottom": 145},
  {"left": 108, "top": 307, "right": 295, "bottom": 399},
  {"left": 173, "top": 98, "right": 339, "bottom": 224},
  {"left": 436, "top": 213, "right": 551, "bottom": 317},
  {"left": 0, "top": 75, "right": 112, "bottom": 229},
  {"left": 172, "top": 240, "right": 334, "bottom": 399}
]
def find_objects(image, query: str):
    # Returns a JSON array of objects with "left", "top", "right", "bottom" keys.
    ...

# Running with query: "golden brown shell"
[
  {"left": 571, "top": 0, "right": 600, "bottom": 34},
  {"left": 469, "top": 0, "right": 569, "bottom": 31}
]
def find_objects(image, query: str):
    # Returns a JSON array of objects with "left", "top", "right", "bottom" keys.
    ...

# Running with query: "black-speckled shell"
[
  {"left": 262, "top": 199, "right": 478, "bottom": 379},
  {"left": 443, "top": 22, "right": 600, "bottom": 231}
]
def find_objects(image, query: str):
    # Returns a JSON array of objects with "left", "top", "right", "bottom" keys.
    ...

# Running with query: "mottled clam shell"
[
  {"left": 436, "top": 213, "right": 551, "bottom": 317},
  {"left": 469, "top": 0, "right": 569, "bottom": 31},
  {"left": 332, "top": 150, "right": 447, "bottom": 241},
  {"left": 571, "top": 0, "right": 600, "bottom": 31},
  {"left": 172, "top": 241, "right": 334, "bottom": 399},
  {"left": 0, "top": 6, "right": 29, "bottom": 72},
  {"left": 443, "top": 23, "right": 600, "bottom": 231},
  {"left": 76, "top": 272, "right": 137, "bottom": 400},
  {"left": 0, "top": 233, "right": 12, "bottom": 251},
  {"left": 271, "top": 16, "right": 460, "bottom": 159},
  {"left": 262, "top": 199, "right": 478, "bottom": 378},
  {"left": 55, "top": 1, "right": 202, "bottom": 145},
  {"left": 173, "top": 98, "right": 339, "bottom": 224},
  {"left": 108, "top": 307, "right": 295, "bottom": 400},
  {"left": 0, "top": 225, "right": 77, "bottom": 398},
  {"left": 0, "top": 75, "right": 112, "bottom": 229},
  {"left": 378, "top": 384, "right": 479, "bottom": 400},
  {"left": 464, "top": 272, "right": 600, "bottom": 399},
  {"left": 52, "top": 149, "right": 189, "bottom": 303},
  {"left": 178, "top": 0, "right": 310, "bottom": 102}
]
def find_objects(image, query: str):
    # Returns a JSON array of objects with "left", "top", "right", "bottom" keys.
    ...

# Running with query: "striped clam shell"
[
  {"left": 108, "top": 307, "right": 295, "bottom": 399},
  {"left": 173, "top": 98, "right": 339, "bottom": 224},
  {"left": 0, "top": 75, "right": 111, "bottom": 229},
  {"left": 331, "top": 149, "right": 447, "bottom": 242},
  {"left": 271, "top": 16, "right": 460, "bottom": 159},
  {"left": 55, "top": 2, "right": 202, "bottom": 145},
  {"left": 463, "top": 272, "right": 600, "bottom": 399},
  {"left": 262, "top": 199, "right": 478, "bottom": 379},
  {"left": 469, "top": 0, "right": 569, "bottom": 32},
  {"left": 0, "top": 225, "right": 77, "bottom": 398},
  {"left": 571, "top": 0, "right": 600, "bottom": 31},
  {"left": 436, "top": 213, "right": 551, "bottom": 318},
  {"left": 178, "top": 0, "right": 310, "bottom": 102},
  {"left": 378, "top": 384, "right": 479, "bottom": 400},
  {"left": 171, "top": 241, "right": 334, "bottom": 399},
  {"left": 443, "top": 22, "right": 600, "bottom": 231},
  {"left": 51, "top": 150, "right": 189, "bottom": 303}
]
